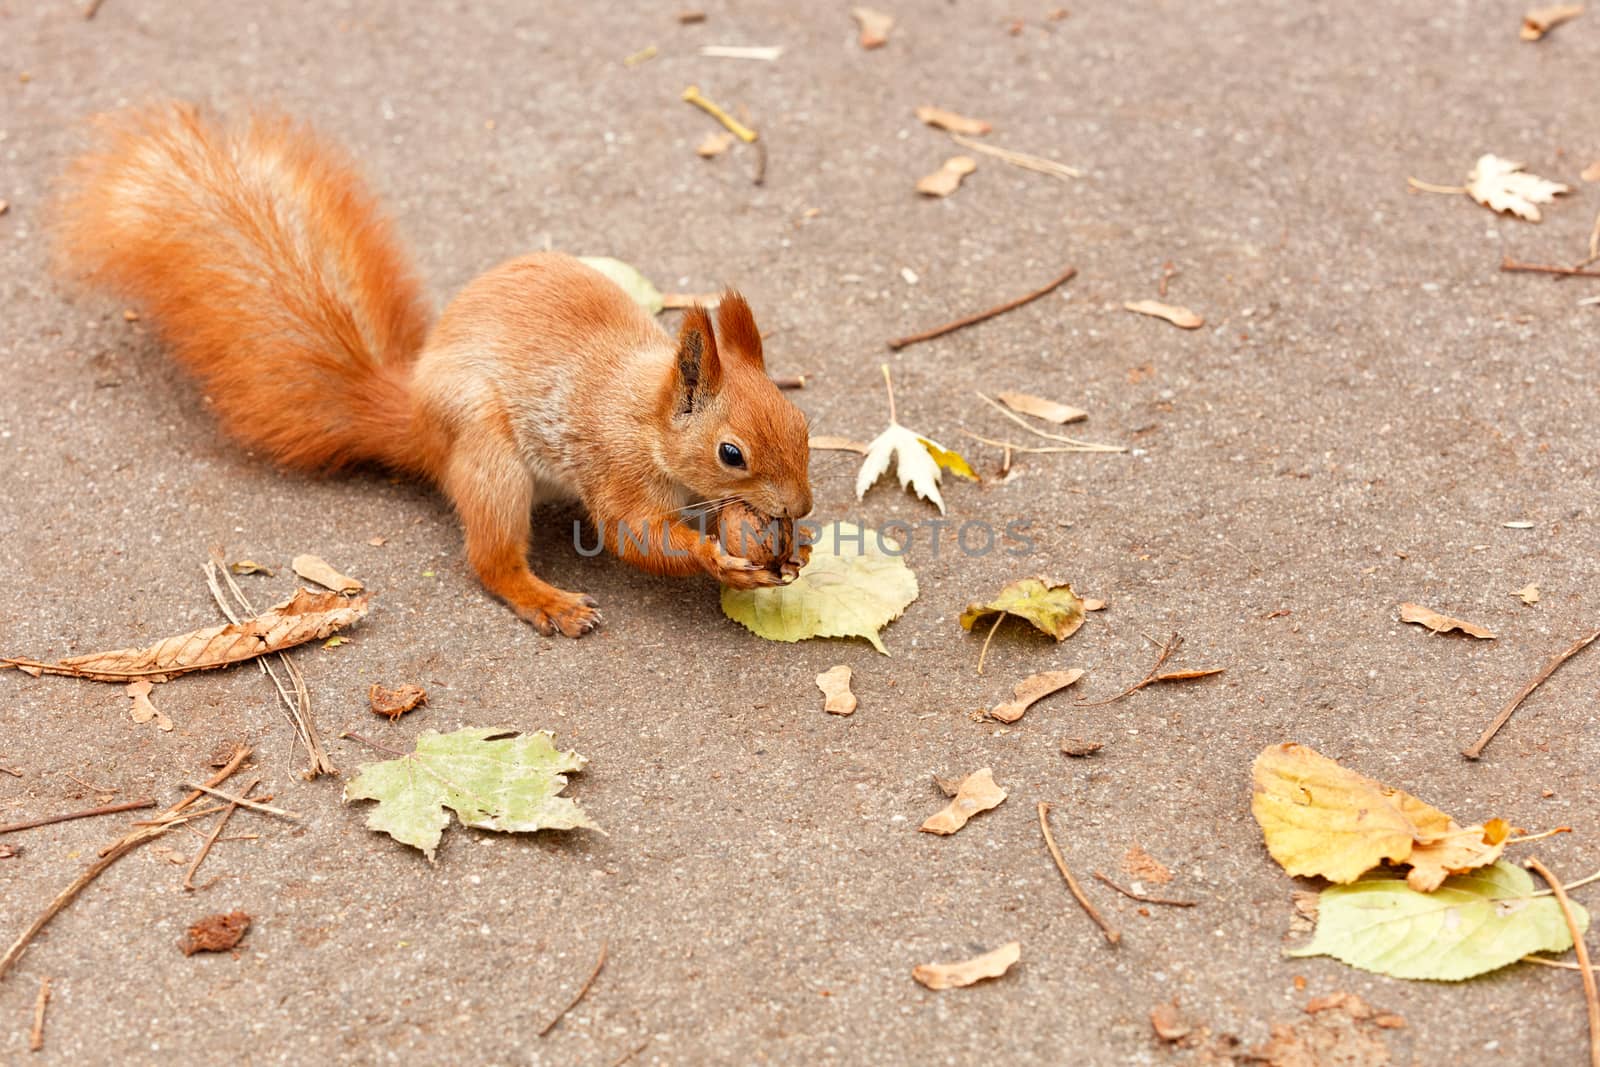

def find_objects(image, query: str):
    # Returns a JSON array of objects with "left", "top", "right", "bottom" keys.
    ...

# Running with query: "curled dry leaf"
[
  {"left": 915, "top": 106, "right": 992, "bottom": 136},
  {"left": 180, "top": 910, "right": 250, "bottom": 956},
  {"left": 920, "top": 767, "right": 1006, "bottom": 834},
  {"left": 809, "top": 435, "right": 868, "bottom": 454},
  {"left": 1124, "top": 299, "right": 1204, "bottom": 329},
  {"left": 369, "top": 683, "right": 428, "bottom": 721},
  {"left": 850, "top": 6, "right": 894, "bottom": 49},
  {"left": 126, "top": 679, "right": 174, "bottom": 733},
  {"left": 988, "top": 668, "right": 1084, "bottom": 723},
  {"left": 1512, "top": 583, "right": 1540, "bottom": 605},
  {"left": 911, "top": 941, "right": 1020, "bottom": 990},
  {"left": 1398, "top": 602, "right": 1495, "bottom": 639},
  {"left": 815, "top": 665, "right": 857, "bottom": 716},
  {"left": 1521, "top": 3, "right": 1583, "bottom": 40},
  {"left": 3, "top": 590, "right": 370, "bottom": 682},
  {"left": 291, "top": 554, "right": 362, "bottom": 594},
  {"left": 916, "top": 156, "right": 977, "bottom": 198},
  {"left": 960, "top": 578, "right": 1086, "bottom": 642},
  {"left": 995, "top": 390, "right": 1087, "bottom": 425},
  {"left": 696, "top": 130, "right": 735, "bottom": 158},
  {"left": 1465, "top": 154, "right": 1569, "bottom": 222}
]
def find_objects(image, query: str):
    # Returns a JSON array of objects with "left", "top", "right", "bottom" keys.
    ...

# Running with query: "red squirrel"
[{"left": 52, "top": 103, "right": 812, "bottom": 637}]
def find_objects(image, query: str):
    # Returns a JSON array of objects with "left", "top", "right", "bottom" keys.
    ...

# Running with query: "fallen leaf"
[
  {"left": 125, "top": 679, "right": 174, "bottom": 733},
  {"left": 367, "top": 536, "right": 388, "bottom": 547},
  {"left": 291, "top": 554, "right": 362, "bottom": 594},
  {"left": 322, "top": 636, "right": 348, "bottom": 649},
  {"left": 721, "top": 522, "right": 918, "bottom": 654},
  {"left": 1404, "top": 818, "right": 1509, "bottom": 892},
  {"left": 916, "top": 155, "right": 977, "bottom": 198},
  {"left": 578, "top": 256, "right": 665, "bottom": 314},
  {"left": 911, "top": 941, "right": 1020, "bottom": 990},
  {"left": 1522, "top": 3, "right": 1583, "bottom": 40},
  {"left": 4, "top": 589, "right": 369, "bottom": 682},
  {"left": 960, "top": 578, "right": 1086, "bottom": 642},
  {"left": 988, "top": 668, "right": 1084, "bottom": 723},
  {"left": 1082, "top": 598, "right": 1107, "bottom": 612},
  {"left": 369, "top": 683, "right": 428, "bottom": 721},
  {"left": 1512, "top": 583, "right": 1541, "bottom": 605},
  {"left": 809, "top": 435, "right": 868, "bottom": 454},
  {"left": 858, "top": 423, "right": 950, "bottom": 512},
  {"left": 851, "top": 6, "right": 894, "bottom": 48},
  {"left": 1288, "top": 861, "right": 1586, "bottom": 980},
  {"left": 180, "top": 911, "right": 250, "bottom": 956},
  {"left": 1150, "top": 1001, "right": 1190, "bottom": 1042},
  {"left": 917, "top": 437, "right": 978, "bottom": 481},
  {"left": 1124, "top": 299, "right": 1204, "bottom": 329},
  {"left": 678, "top": 10, "right": 706, "bottom": 23},
  {"left": 1122, "top": 844, "right": 1174, "bottom": 885},
  {"left": 1059, "top": 738, "right": 1102, "bottom": 757},
  {"left": 696, "top": 130, "right": 735, "bottom": 158},
  {"left": 1398, "top": 602, "right": 1495, "bottom": 639},
  {"left": 815, "top": 665, "right": 857, "bottom": 715},
  {"left": 920, "top": 767, "right": 1006, "bottom": 834},
  {"left": 1466, "top": 154, "right": 1569, "bottom": 222},
  {"left": 994, "top": 390, "right": 1087, "bottom": 424},
  {"left": 915, "top": 106, "right": 991, "bottom": 136},
  {"left": 227, "top": 560, "right": 273, "bottom": 576},
  {"left": 343, "top": 727, "right": 595, "bottom": 862}
]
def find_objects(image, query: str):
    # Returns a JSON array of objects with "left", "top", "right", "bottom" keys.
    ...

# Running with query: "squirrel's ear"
[
  {"left": 671, "top": 306, "right": 722, "bottom": 415},
  {"left": 715, "top": 290, "right": 764, "bottom": 371}
]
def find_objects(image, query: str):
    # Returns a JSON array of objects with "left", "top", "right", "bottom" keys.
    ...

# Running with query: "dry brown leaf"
[
  {"left": 920, "top": 767, "right": 1006, "bottom": 834},
  {"left": 1249, "top": 994, "right": 1399, "bottom": 1065},
  {"left": 1082, "top": 598, "right": 1107, "bottom": 612},
  {"left": 809, "top": 435, "right": 869, "bottom": 454},
  {"left": 1512, "top": 583, "right": 1541, "bottom": 605},
  {"left": 227, "top": 560, "right": 273, "bottom": 576},
  {"left": 291, "top": 554, "right": 363, "bottom": 594},
  {"left": 180, "top": 911, "right": 250, "bottom": 956},
  {"left": 126, "top": 679, "right": 174, "bottom": 732},
  {"left": 1522, "top": 3, "right": 1583, "bottom": 39},
  {"left": 696, "top": 130, "right": 735, "bottom": 158},
  {"left": 915, "top": 106, "right": 992, "bottom": 136},
  {"left": 994, "top": 390, "right": 1087, "bottom": 424},
  {"left": 1122, "top": 844, "right": 1174, "bottom": 885},
  {"left": 988, "top": 668, "right": 1083, "bottom": 723},
  {"left": 1154, "top": 668, "right": 1226, "bottom": 683},
  {"left": 851, "top": 6, "right": 894, "bottom": 48},
  {"left": 678, "top": 10, "right": 707, "bottom": 23},
  {"left": 1398, "top": 602, "right": 1495, "bottom": 639},
  {"left": 3, "top": 589, "right": 370, "bottom": 682},
  {"left": 369, "top": 683, "right": 428, "bottom": 722},
  {"left": 1150, "top": 1000, "right": 1190, "bottom": 1042},
  {"left": 916, "top": 156, "right": 977, "bottom": 198},
  {"left": 1404, "top": 818, "right": 1509, "bottom": 892},
  {"left": 815, "top": 665, "right": 857, "bottom": 715},
  {"left": 1124, "top": 299, "right": 1204, "bottom": 329},
  {"left": 367, "top": 535, "right": 388, "bottom": 547},
  {"left": 1465, "top": 155, "right": 1569, "bottom": 221},
  {"left": 911, "top": 941, "right": 1020, "bottom": 990}
]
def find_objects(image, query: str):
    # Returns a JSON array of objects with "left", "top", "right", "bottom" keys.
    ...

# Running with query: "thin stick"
[
  {"left": 1037, "top": 801, "right": 1120, "bottom": 945},
  {"left": 887, "top": 267, "right": 1077, "bottom": 351},
  {"left": 1527, "top": 857, "right": 1600, "bottom": 1067},
  {"left": 0, "top": 799, "right": 155, "bottom": 836},
  {"left": 0, "top": 764, "right": 21, "bottom": 778},
  {"left": 1, "top": 746, "right": 250, "bottom": 981},
  {"left": 976, "top": 613, "right": 1005, "bottom": 676},
  {"left": 949, "top": 133, "right": 1082, "bottom": 179},
  {"left": 1508, "top": 827, "right": 1573, "bottom": 845},
  {"left": 539, "top": 940, "right": 609, "bottom": 1036},
  {"left": 960, "top": 429, "right": 1124, "bottom": 455},
  {"left": 1076, "top": 633, "right": 1183, "bottom": 707},
  {"left": 1501, "top": 257, "right": 1600, "bottom": 279},
  {"left": 751, "top": 137, "right": 768, "bottom": 186},
  {"left": 975, "top": 391, "right": 1123, "bottom": 450},
  {"left": 681, "top": 85, "right": 757, "bottom": 142},
  {"left": 28, "top": 976, "right": 49, "bottom": 1051},
  {"left": 182, "top": 779, "right": 257, "bottom": 891},
  {"left": 1092, "top": 870, "right": 1198, "bottom": 907},
  {"left": 341, "top": 730, "right": 410, "bottom": 758},
  {"left": 1463, "top": 627, "right": 1600, "bottom": 759},
  {"left": 132, "top": 803, "right": 231, "bottom": 826},
  {"left": 1406, "top": 176, "right": 1467, "bottom": 195},
  {"left": 1525, "top": 955, "right": 1600, "bottom": 974},
  {"left": 611, "top": 1037, "right": 652, "bottom": 1067},
  {"left": 1534, "top": 866, "right": 1600, "bottom": 897},
  {"left": 180, "top": 783, "right": 299, "bottom": 820},
  {"left": 102, "top": 744, "right": 251, "bottom": 856}
]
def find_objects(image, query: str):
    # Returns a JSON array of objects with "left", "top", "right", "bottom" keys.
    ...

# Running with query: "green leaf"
[
  {"left": 721, "top": 522, "right": 918, "bottom": 654},
  {"left": 578, "top": 256, "right": 665, "bottom": 314},
  {"left": 1287, "top": 861, "right": 1586, "bottom": 981},
  {"left": 343, "top": 727, "right": 596, "bottom": 862},
  {"left": 959, "top": 578, "right": 1085, "bottom": 641}
]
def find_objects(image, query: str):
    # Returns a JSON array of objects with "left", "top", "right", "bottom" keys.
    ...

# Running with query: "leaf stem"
[
  {"left": 1406, "top": 177, "right": 1467, "bottom": 195},
  {"left": 881, "top": 363, "right": 897, "bottom": 425},
  {"left": 977, "top": 612, "right": 1005, "bottom": 676}
]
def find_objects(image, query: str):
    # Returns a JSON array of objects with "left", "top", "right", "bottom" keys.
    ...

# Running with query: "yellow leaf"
[
  {"left": 917, "top": 437, "right": 978, "bottom": 481},
  {"left": 960, "top": 578, "right": 1085, "bottom": 641},
  {"left": 1405, "top": 822, "right": 1509, "bottom": 891}
]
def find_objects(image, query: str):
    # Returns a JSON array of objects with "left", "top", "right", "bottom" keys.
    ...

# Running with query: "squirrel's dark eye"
[{"left": 718, "top": 442, "right": 746, "bottom": 468}]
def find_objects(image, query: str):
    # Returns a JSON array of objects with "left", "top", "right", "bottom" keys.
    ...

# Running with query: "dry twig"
[
  {"left": 948, "top": 132, "right": 1082, "bottom": 179},
  {"left": 888, "top": 267, "right": 1077, "bottom": 351},
  {"left": 28, "top": 976, "right": 49, "bottom": 1051},
  {"left": 1526, "top": 857, "right": 1600, "bottom": 1067},
  {"left": 1077, "top": 633, "right": 1186, "bottom": 707},
  {"left": 974, "top": 391, "right": 1125, "bottom": 452},
  {"left": 182, "top": 779, "right": 257, "bottom": 891},
  {"left": 1037, "top": 801, "right": 1120, "bottom": 945},
  {"left": 0, "top": 799, "right": 155, "bottom": 836},
  {"left": 180, "top": 782, "right": 299, "bottom": 820},
  {"left": 1092, "top": 870, "right": 1198, "bottom": 907},
  {"left": 1500, "top": 256, "right": 1600, "bottom": 278},
  {"left": 1463, "top": 627, "right": 1600, "bottom": 759},
  {"left": 539, "top": 941, "right": 609, "bottom": 1036}
]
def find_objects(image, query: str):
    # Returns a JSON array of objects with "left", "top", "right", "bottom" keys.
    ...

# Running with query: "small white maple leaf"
[
  {"left": 855, "top": 364, "right": 959, "bottom": 513},
  {"left": 1466, "top": 154, "right": 1569, "bottom": 222}
]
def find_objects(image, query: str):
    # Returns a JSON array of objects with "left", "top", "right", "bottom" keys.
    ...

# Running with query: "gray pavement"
[{"left": 3, "top": 2, "right": 1599, "bottom": 1063}]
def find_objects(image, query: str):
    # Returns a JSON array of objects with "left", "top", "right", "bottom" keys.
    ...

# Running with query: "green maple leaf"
[
  {"left": 1288, "top": 860, "right": 1586, "bottom": 981},
  {"left": 343, "top": 727, "right": 596, "bottom": 862}
]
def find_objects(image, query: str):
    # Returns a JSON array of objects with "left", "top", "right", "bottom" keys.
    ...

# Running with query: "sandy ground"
[{"left": 3, "top": 2, "right": 1599, "bottom": 1063}]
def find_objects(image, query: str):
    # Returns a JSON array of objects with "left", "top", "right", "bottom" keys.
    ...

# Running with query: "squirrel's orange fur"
[{"left": 54, "top": 103, "right": 812, "bottom": 636}]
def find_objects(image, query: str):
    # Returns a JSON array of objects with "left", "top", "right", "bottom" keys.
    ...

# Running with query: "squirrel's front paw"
[
  {"left": 514, "top": 590, "right": 602, "bottom": 637},
  {"left": 712, "top": 552, "right": 786, "bottom": 590}
]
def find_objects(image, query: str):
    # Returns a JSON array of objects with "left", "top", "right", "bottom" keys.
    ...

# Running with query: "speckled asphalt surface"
[{"left": 3, "top": 3, "right": 1599, "bottom": 1064}]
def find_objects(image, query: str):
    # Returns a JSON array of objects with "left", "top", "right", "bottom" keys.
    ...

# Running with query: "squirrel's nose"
[{"left": 781, "top": 488, "right": 813, "bottom": 521}]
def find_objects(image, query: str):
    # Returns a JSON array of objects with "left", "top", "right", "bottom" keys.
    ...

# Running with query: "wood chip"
[
  {"left": 1124, "top": 299, "right": 1204, "bottom": 329},
  {"left": 815, "top": 665, "right": 857, "bottom": 716},
  {"left": 1398, "top": 602, "right": 1496, "bottom": 639},
  {"left": 291, "top": 554, "right": 363, "bottom": 594},
  {"left": 851, "top": 6, "right": 894, "bottom": 49},
  {"left": 995, "top": 390, "right": 1087, "bottom": 424},
  {"left": 988, "top": 668, "right": 1084, "bottom": 723},
  {"left": 677, "top": 10, "right": 706, "bottom": 23},
  {"left": 915, "top": 106, "right": 991, "bottom": 136},
  {"left": 911, "top": 941, "right": 1020, "bottom": 990},
  {"left": 916, "top": 155, "right": 977, "bottom": 198},
  {"left": 1522, "top": 3, "right": 1583, "bottom": 40}
]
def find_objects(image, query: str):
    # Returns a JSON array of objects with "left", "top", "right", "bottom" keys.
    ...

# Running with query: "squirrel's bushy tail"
[{"left": 54, "top": 102, "right": 436, "bottom": 476}]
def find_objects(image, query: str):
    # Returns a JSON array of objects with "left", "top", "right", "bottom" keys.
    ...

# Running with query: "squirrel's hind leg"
[{"left": 441, "top": 435, "right": 599, "bottom": 638}]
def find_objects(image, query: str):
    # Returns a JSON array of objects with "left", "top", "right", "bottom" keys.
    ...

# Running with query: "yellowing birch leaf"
[
  {"left": 578, "top": 256, "right": 665, "bottom": 314},
  {"left": 721, "top": 522, "right": 918, "bottom": 654},
  {"left": 917, "top": 437, "right": 977, "bottom": 481},
  {"left": 920, "top": 768, "right": 1006, "bottom": 834},
  {"left": 912, "top": 941, "right": 1020, "bottom": 990},
  {"left": 1288, "top": 861, "right": 1585, "bottom": 980},
  {"left": 959, "top": 578, "right": 1086, "bottom": 641},
  {"left": 1465, "top": 155, "right": 1570, "bottom": 222},
  {"left": 343, "top": 727, "right": 595, "bottom": 862},
  {"left": 857, "top": 423, "right": 948, "bottom": 512}
]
